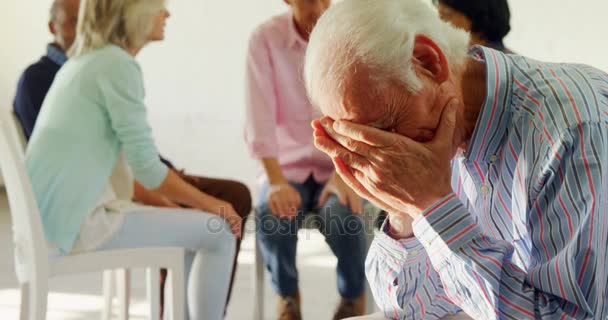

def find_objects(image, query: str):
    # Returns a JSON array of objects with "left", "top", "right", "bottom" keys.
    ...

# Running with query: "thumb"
[{"left": 431, "top": 99, "right": 459, "bottom": 149}]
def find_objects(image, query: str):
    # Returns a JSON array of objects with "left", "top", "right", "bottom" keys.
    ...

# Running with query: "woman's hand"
[{"left": 201, "top": 196, "right": 242, "bottom": 238}]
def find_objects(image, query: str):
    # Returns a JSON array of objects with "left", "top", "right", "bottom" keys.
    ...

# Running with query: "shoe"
[
  {"left": 277, "top": 291, "right": 302, "bottom": 320},
  {"left": 332, "top": 294, "right": 366, "bottom": 320}
]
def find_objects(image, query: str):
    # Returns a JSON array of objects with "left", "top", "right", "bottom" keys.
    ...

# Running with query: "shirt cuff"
[
  {"left": 412, "top": 193, "right": 482, "bottom": 269},
  {"left": 375, "top": 218, "right": 427, "bottom": 264}
]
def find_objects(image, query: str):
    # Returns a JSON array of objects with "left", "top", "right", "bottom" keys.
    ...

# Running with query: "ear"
[
  {"left": 411, "top": 35, "right": 450, "bottom": 84},
  {"left": 48, "top": 20, "right": 56, "bottom": 36}
]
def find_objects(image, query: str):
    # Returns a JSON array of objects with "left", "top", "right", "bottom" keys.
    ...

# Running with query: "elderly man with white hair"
[{"left": 305, "top": 0, "right": 608, "bottom": 319}]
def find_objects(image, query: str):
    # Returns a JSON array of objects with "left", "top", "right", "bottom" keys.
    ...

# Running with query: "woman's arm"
[{"left": 133, "top": 181, "right": 179, "bottom": 208}]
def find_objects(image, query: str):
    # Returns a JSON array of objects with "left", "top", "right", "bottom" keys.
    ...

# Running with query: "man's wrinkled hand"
[{"left": 312, "top": 99, "right": 460, "bottom": 219}]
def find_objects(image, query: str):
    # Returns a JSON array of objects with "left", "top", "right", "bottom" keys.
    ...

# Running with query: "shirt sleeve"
[
  {"left": 99, "top": 58, "right": 168, "bottom": 189},
  {"left": 412, "top": 122, "right": 608, "bottom": 319},
  {"left": 366, "top": 220, "right": 462, "bottom": 319},
  {"left": 244, "top": 28, "right": 279, "bottom": 159}
]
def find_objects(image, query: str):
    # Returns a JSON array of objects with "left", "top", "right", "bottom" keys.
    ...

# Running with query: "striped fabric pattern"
[{"left": 365, "top": 46, "right": 608, "bottom": 319}]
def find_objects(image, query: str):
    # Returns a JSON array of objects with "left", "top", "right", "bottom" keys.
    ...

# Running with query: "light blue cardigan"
[{"left": 25, "top": 45, "right": 168, "bottom": 254}]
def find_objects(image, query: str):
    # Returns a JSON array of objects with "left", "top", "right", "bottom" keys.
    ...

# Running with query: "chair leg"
[
  {"left": 167, "top": 265, "right": 185, "bottom": 320},
  {"left": 102, "top": 270, "right": 115, "bottom": 320},
  {"left": 19, "top": 283, "right": 29, "bottom": 320},
  {"left": 27, "top": 275, "right": 48, "bottom": 320},
  {"left": 146, "top": 268, "right": 161, "bottom": 320},
  {"left": 253, "top": 231, "right": 265, "bottom": 320},
  {"left": 116, "top": 269, "right": 131, "bottom": 320}
]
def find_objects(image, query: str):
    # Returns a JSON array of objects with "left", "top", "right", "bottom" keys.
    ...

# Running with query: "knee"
[
  {"left": 319, "top": 196, "right": 364, "bottom": 236},
  {"left": 205, "top": 216, "right": 236, "bottom": 253}
]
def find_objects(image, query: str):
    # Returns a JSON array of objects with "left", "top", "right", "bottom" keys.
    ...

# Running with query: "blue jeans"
[
  {"left": 256, "top": 175, "right": 367, "bottom": 299},
  {"left": 97, "top": 207, "right": 236, "bottom": 320}
]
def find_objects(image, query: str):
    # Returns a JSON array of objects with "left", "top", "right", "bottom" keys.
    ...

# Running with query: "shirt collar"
[
  {"left": 46, "top": 43, "right": 68, "bottom": 66},
  {"left": 464, "top": 45, "right": 514, "bottom": 163},
  {"left": 286, "top": 11, "right": 307, "bottom": 49}
]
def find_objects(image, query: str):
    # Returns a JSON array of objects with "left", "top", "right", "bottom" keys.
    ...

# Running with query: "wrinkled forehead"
[{"left": 317, "top": 63, "right": 388, "bottom": 125}]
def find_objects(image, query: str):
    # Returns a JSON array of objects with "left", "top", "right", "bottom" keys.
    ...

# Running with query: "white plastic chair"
[
  {"left": 101, "top": 268, "right": 163, "bottom": 320},
  {"left": 0, "top": 108, "right": 185, "bottom": 320},
  {"left": 253, "top": 203, "right": 381, "bottom": 320}
]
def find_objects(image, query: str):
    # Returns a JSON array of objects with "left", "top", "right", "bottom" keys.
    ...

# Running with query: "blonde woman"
[{"left": 25, "top": 1, "right": 238, "bottom": 319}]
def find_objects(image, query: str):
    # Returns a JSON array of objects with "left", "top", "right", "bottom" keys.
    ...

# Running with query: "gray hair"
[
  {"left": 69, "top": 0, "right": 166, "bottom": 57},
  {"left": 304, "top": 0, "right": 470, "bottom": 108}
]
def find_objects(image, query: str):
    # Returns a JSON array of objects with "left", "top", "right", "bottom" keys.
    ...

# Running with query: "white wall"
[
  {"left": 0, "top": 0, "right": 607, "bottom": 188},
  {"left": 505, "top": 0, "right": 608, "bottom": 71}
]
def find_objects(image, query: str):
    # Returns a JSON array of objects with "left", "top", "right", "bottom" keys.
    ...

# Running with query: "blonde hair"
[{"left": 69, "top": 0, "right": 166, "bottom": 57}]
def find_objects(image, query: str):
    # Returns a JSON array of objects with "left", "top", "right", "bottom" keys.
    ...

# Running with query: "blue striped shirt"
[{"left": 366, "top": 46, "right": 608, "bottom": 319}]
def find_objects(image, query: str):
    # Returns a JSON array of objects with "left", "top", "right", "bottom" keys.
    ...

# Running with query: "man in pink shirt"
[{"left": 244, "top": 1, "right": 367, "bottom": 319}]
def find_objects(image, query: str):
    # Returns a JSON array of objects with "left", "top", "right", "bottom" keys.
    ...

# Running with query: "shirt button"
[
  {"left": 490, "top": 155, "right": 498, "bottom": 163},
  {"left": 409, "top": 250, "right": 418, "bottom": 255},
  {"left": 481, "top": 186, "right": 489, "bottom": 195}
]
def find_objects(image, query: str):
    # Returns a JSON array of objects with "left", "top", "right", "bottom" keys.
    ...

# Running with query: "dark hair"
[{"left": 438, "top": 0, "right": 511, "bottom": 43}]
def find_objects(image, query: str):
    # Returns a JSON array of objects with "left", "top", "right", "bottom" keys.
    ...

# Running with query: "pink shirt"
[{"left": 244, "top": 12, "right": 334, "bottom": 185}]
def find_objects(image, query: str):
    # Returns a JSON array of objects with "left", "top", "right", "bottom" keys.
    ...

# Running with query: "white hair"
[
  {"left": 69, "top": 0, "right": 166, "bottom": 57},
  {"left": 304, "top": 0, "right": 470, "bottom": 108}
]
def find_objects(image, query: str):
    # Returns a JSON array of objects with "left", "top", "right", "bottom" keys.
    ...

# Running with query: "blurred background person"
[
  {"left": 24, "top": 0, "right": 243, "bottom": 319},
  {"left": 244, "top": 0, "right": 368, "bottom": 319},
  {"left": 435, "top": 0, "right": 512, "bottom": 52},
  {"left": 13, "top": 0, "right": 79, "bottom": 138},
  {"left": 12, "top": 1, "right": 251, "bottom": 317}
]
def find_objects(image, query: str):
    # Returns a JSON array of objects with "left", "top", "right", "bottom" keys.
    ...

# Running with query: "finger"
[
  {"left": 273, "top": 200, "right": 283, "bottom": 217},
  {"left": 349, "top": 192, "right": 363, "bottom": 214},
  {"left": 319, "top": 118, "right": 375, "bottom": 157},
  {"left": 317, "top": 188, "right": 330, "bottom": 208},
  {"left": 235, "top": 219, "right": 243, "bottom": 238},
  {"left": 285, "top": 190, "right": 298, "bottom": 215},
  {"left": 429, "top": 99, "right": 459, "bottom": 150},
  {"left": 333, "top": 157, "right": 393, "bottom": 211},
  {"left": 334, "top": 157, "right": 400, "bottom": 213},
  {"left": 278, "top": 199, "right": 291, "bottom": 218},
  {"left": 291, "top": 190, "right": 302, "bottom": 209},
  {"left": 335, "top": 188, "right": 348, "bottom": 207},
  {"left": 268, "top": 198, "right": 279, "bottom": 216},
  {"left": 332, "top": 120, "right": 396, "bottom": 147},
  {"left": 284, "top": 191, "right": 298, "bottom": 218},
  {"left": 350, "top": 167, "right": 398, "bottom": 213},
  {"left": 315, "top": 136, "right": 370, "bottom": 172},
  {"left": 230, "top": 216, "right": 240, "bottom": 237},
  {"left": 275, "top": 198, "right": 289, "bottom": 218},
  {"left": 312, "top": 118, "right": 330, "bottom": 138}
]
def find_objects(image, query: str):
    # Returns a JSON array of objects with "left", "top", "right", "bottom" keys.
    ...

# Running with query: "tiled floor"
[{"left": 0, "top": 190, "right": 346, "bottom": 320}]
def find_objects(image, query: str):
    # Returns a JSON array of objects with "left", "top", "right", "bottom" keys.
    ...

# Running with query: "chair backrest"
[
  {"left": 8, "top": 110, "right": 27, "bottom": 152},
  {"left": 0, "top": 107, "right": 48, "bottom": 282}
]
